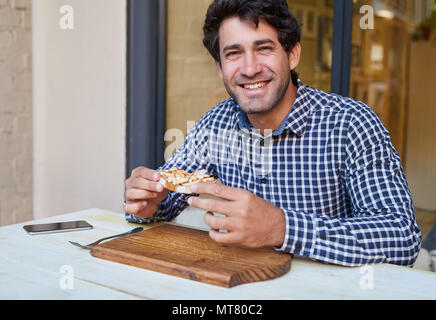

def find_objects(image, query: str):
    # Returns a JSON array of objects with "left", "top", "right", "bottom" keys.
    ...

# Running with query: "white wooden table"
[{"left": 1, "top": 207, "right": 435, "bottom": 300}]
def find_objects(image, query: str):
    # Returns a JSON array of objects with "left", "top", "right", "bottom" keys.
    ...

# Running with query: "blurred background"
[{"left": 0, "top": 0, "right": 435, "bottom": 249}]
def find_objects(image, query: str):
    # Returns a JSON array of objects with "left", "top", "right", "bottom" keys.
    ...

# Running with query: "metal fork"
[{"left": 69, "top": 227, "right": 144, "bottom": 250}]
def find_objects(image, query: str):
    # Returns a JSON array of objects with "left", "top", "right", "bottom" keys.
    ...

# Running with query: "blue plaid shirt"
[{"left": 126, "top": 80, "right": 421, "bottom": 267}]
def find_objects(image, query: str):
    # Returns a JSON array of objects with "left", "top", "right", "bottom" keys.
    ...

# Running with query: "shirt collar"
[{"left": 235, "top": 79, "right": 312, "bottom": 137}]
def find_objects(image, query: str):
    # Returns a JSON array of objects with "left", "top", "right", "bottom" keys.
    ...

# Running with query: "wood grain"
[{"left": 90, "top": 224, "right": 292, "bottom": 288}]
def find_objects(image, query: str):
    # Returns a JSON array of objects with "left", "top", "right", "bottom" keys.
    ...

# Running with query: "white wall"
[{"left": 32, "top": 0, "right": 126, "bottom": 218}]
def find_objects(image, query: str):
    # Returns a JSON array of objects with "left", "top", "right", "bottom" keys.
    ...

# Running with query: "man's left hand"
[{"left": 187, "top": 183, "right": 286, "bottom": 248}]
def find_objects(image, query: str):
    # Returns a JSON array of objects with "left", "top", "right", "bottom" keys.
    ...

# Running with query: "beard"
[{"left": 223, "top": 70, "right": 291, "bottom": 115}]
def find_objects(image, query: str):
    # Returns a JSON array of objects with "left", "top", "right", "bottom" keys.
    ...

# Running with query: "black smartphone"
[{"left": 23, "top": 220, "right": 93, "bottom": 235}]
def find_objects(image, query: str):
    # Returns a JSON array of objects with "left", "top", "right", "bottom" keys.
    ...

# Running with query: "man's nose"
[{"left": 240, "top": 53, "right": 262, "bottom": 78}]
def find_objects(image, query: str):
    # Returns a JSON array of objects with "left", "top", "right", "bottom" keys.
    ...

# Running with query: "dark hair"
[{"left": 203, "top": 0, "right": 301, "bottom": 85}]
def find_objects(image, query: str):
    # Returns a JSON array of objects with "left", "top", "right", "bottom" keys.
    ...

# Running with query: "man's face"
[{"left": 216, "top": 17, "right": 294, "bottom": 115}]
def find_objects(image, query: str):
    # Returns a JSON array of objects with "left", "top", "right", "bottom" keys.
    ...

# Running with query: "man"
[{"left": 124, "top": 0, "right": 421, "bottom": 267}]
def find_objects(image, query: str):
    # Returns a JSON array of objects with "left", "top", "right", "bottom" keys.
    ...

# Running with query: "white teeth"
[{"left": 243, "top": 82, "right": 267, "bottom": 90}]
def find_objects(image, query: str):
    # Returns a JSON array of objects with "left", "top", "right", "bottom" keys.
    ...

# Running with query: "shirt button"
[{"left": 260, "top": 177, "right": 267, "bottom": 184}]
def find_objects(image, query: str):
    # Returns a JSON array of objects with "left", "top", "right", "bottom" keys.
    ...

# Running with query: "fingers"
[
  {"left": 125, "top": 167, "right": 164, "bottom": 204},
  {"left": 190, "top": 183, "right": 245, "bottom": 201},
  {"left": 124, "top": 200, "right": 156, "bottom": 218},
  {"left": 124, "top": 200, "right": 148, "bottom": 214},
  {"left": 132, "top": 167, "right": 161, "bottom": 182},
  {"left": 139, "top": 178, "right": 164, "bottom": 192},
  {"left": 203, "top": 211, "right": 233, "bottom": 231},
  {"left": 203, "top": 211, "right": 239, "bottom": 244},
  {"left": 188, "top": 196, "right": 232, "bottom": 216},
  {"left": 124, "top": 167, "right": 170, "bottom": 219},
  {"left": 209, "top": 229, "right": 241, "bottom": 245},
  {"left": 125, "top": 181, "right": 163, "bottom": 204},
  {"left": 126, "top": 176, "right": 163, "bottom": 193},
  {"left": 125, "top": 188, "right": 158, "bottom": 201}
]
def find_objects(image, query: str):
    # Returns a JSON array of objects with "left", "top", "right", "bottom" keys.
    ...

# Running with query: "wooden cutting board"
[{"left": 90, "top": 224, "right": 292, "bottom": 288}]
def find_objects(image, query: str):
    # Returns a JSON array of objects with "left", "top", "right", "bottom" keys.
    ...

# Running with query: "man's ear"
[
  {"left": 289, "top": 42, "right": 301, "bottom": 71},
  {"left": 215, "top": 60, "right": 224, "bottom": 79}
]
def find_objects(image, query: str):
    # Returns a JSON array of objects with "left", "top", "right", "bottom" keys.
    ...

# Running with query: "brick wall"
[
  {"left": 0, "top": 0, "right": 32, "bottom": 226},
  {"left": 166, "top": 0, "right": 228, "bottom": 136}
]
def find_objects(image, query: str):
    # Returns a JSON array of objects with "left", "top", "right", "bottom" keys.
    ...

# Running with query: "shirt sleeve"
[
  {"left": 125, "top": 120, "right": 216, "bottom": 224},
  {"left": 275, "top": 106, "right": 422, "bottom": 267}
]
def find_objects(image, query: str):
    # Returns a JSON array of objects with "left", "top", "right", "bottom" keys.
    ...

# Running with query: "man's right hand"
[{"left": 124, "top": 167, "right": 169, "bottom": 218}]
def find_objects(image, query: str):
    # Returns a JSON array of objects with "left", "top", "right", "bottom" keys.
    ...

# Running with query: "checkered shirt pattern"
[{"left": 125, "top": 80, "right": 421, "bottom": 267}]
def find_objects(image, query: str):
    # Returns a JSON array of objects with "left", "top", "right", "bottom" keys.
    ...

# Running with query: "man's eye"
[
  {"left": 225, "top": 51, "right": 239, "bottom": 58},
  {"left": 259, "top": 46, "right": 273, "bottom": 52}
]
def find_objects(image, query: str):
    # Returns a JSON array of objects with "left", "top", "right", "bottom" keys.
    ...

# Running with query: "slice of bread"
[{"left": 159, "top": 168, "right": 218, "bottom": 194}]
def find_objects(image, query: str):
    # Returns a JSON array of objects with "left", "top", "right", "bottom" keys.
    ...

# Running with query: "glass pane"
[
  {"left": 351, "top": 1, "right": 436, "bottom": 213},
  {"left": 286, "top": 0, "right": 334, "bottom": 93},
  {"left": 165, "top": 0, "right": 334, "bottom": 137},
  {"left": 350, "top": 0, "right": 433, "bottom": 160}
]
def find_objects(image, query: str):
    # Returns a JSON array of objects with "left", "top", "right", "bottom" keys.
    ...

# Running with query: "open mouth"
[{"left": 239, "top": 80, "right": 271, "bottom": 90}]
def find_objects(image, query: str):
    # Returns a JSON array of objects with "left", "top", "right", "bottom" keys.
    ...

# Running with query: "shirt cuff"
[{"left": 274, "top": 209, "right": 317, "bottom": 257}]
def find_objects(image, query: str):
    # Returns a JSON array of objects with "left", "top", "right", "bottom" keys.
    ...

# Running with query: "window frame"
[{"left": 126, "top": 0, "right": 167, "bottom": 176}]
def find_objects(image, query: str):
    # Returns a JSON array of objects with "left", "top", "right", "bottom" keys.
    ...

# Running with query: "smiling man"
[
  {"left": 215, "top": 16, "right": 300, "bottom": 133},
  {"left": 124, "top": 0, "right": 421, "bottom": 267}
]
